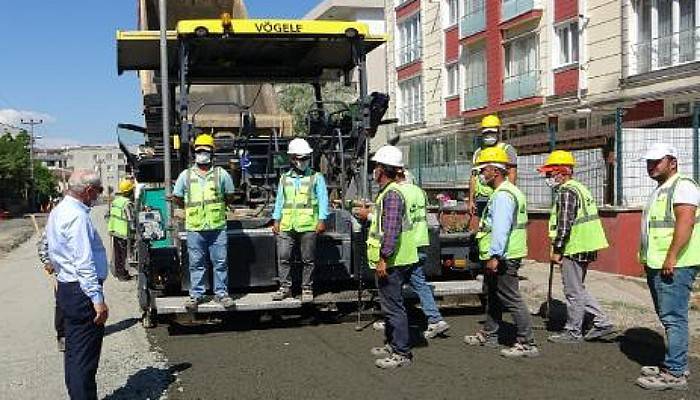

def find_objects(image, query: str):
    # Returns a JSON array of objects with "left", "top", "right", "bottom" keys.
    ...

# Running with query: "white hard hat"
[
  {"left": 372, "top": 145, "right": 404, "bottom": 167},
  {"left": 642, "top": 142, "right": 678, "bottom": 160},
  {"left": 287, "top": 138, "right": 313, "bottom": 155}
]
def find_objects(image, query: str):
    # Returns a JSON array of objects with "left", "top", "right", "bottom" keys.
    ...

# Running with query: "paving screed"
[{"left": 150, "top": 308, "right": 699, "bottom": 400}]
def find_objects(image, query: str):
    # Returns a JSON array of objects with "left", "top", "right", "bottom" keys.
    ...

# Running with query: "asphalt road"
[{"left": 150, "top": 308, "right": 699, "bottom": 400}]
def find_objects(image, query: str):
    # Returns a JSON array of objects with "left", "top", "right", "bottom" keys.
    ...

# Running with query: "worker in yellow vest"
[
  {"left": 464, "top": 146, "right": 538, "bottom": 358},
  {"left": 538, "top": 150, "right": 613, "bottom": 344},
  {"left": 635, "top": 143, "right": 699, "bottom": 391},
  {"left": 366, "top": 145, "right": 417, "bottom": 369},
  {"left": 171, "top": 134, "right": 237, "bottom": 310},
  {"left": 108, "top": 179, "right": 135, "bottom": 281},
  {"left": 271, "top": 138, "right": 329, "bottom": 303},
  {"left": 468, "top": 114, "right": 517, "bottom": 230}
]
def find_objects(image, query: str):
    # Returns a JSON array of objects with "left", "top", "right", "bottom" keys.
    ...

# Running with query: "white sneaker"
[
  {"left": 423, "top": 320, "right": 450, "bottom": 339},
  {"left": 375, "top": 353, "right": 412, "bottom": 369},
  {"left": 500, "top": 342, "right": 540, "bottom": 358}
]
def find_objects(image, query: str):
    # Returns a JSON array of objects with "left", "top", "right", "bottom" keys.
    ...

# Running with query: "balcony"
[
  {"left": 631, "top": 27, "right": 699, "bottom": 75},
  {"left": 460, "top": 3, "right": 485, "bottom": 38},
  {"left": 501, "top": 0, "right": 534, "bottom": 22},
  {"left": 503, "top": 70, "right": 539, "bottom": 102},
  {"left": 463, "top": 84, "right": 487, "bottom": 110}
]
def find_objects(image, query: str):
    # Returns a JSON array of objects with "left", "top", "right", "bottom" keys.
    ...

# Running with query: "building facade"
[
  {"left": 64, "top": 146, "right": 128, "bottom": 196},
  {"left": 384, "top": 0, "right": 700, "bottom": 193}
]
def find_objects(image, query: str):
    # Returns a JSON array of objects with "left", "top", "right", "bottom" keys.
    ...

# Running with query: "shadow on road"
[
  {"left": 103, "top": 362, "right": 191, "bottom": 400},
  {"left": 105, "top": 317, "right": 140, "bottom": 337},
  {"left": 617, "top": 327, "right": 666, "bottom": 367}
]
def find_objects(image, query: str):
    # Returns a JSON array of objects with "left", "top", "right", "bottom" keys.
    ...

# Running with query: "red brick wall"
[
  {"left": 396, "top": 0, "right": 420, "bottom": 19},
  {"left": 445, "top": 26, "right": 459, "bottom": 62},
  {"left": 555, "top": 0, "right": 578, "bottom": 23},
  {"left": 554, "top": 68, "right": 579, "bottom": 96},
  {"left": 624, "top": 100, "right": 665, "bottom": 122},
  {"left": 527, "top": 210, "right": 644, "bottom": 277},
  {"left": 445, "top": 97, "right": 460, "bottom": 118},
  {"left": 486, "top": 1, "right": 503, "bottom": 108},
  {"left": 397, "top": 61, "right": 422, "bottom": 81}
]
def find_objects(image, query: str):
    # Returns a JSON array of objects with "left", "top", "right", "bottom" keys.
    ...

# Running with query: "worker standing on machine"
[
  {"left": 271, "top": 138, "right": 329, "bottom": 303},
  {"left": 107, "top": 179, "right": 136, "bottom": 281},
  {"left": 171, "top": 134, "right": 237, "bottom": 310}
]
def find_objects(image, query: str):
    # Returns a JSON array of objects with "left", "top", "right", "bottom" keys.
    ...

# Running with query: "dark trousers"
[
  {"left": 57, "top": 282, "right": 104, "bottom": 400},
  {"left": 277, "top": 231, "right": 317, "bottom": 288},
  {"left": 483, "top": 259, "right": 534, "bottom": 344},
  {"left": 376, "top": 266, "right": 414, "bottom": 357},
  {"left": 55, "top": 298, "right": 65, "bottom": 338},
  {"left": 112, "top": 237, "right": 128, "bottom": 277}
]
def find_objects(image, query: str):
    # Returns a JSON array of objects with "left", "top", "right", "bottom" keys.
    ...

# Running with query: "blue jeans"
[
  {"left": 187, "top": 229, "right": 229, "bottom": 298},
  {"left": 377, "top": 266, "right": 414, "bottom": 357},
  {"left": 646, "top": 266, "right": 699, "bottom": 376},
  {"left": 410, "top": 253, "right": 443, "bottom": 324}
]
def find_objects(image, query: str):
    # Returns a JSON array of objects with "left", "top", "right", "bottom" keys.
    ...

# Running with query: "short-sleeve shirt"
[{"left": 173, "top": 166, "right": 235, "bottom": 198}]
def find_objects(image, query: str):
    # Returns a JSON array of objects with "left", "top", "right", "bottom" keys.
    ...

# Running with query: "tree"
[
  {"left": 34, "top": 162, "right": 59, "bottom": 206},
  {"left": 276, "top": 82, "right": 356, "bottom": 135}
]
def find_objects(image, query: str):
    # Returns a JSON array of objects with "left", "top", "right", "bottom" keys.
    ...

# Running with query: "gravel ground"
[
  {"left": 0, "top": 215, "right": 45, "bottom": 256},
  {"left": 0, "top": 205, "right": 168, "bottom": 400}
]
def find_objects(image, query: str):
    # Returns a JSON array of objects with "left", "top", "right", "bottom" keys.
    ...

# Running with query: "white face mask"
[
  {"left": 482, "top": 135, "right": 498, "bottom": 147},
  {"left": 195, "top": 152, "right": 212, "bottom": 165},
  {"left": 544, "top": 177, "right": 560, "bottom": 188},
  {"left": 478, "top": 173, "right": 488, "bottom": 184},
  {"left": 293, "top": 159, "right": 310, "bottom": 171}
]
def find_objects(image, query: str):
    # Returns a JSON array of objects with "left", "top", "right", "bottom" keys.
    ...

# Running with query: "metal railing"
[
  {"left": 460, "top": 1, "right": 485, "bottom": 38},
  {"left": 502, "top": 0, "right": 534, "bottom": 22},
  {"left": 463, "top": 84, "right": 487, "bottom": 111},
  {"left": 632, "top": 27, "right": 699, "bottom": 74},
  {"left": 503, "top": 70, "right": 539, "bottom": 102}
]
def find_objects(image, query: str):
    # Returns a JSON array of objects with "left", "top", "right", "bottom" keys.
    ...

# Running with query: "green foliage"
[
  {"left": 276, "top": 82, "right": 356, "bottom": 135},
  {"left": 34, "top": 162, "right": 59, "bottom": 204}
]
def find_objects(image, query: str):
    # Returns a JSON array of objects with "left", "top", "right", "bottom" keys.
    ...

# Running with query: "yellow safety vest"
[
  {"left": 279, "top": 170, "right": 320, "bottom": 233},
  {"left": 184, "top": 166, "right": 227, "bottom": 231},
  {"left": 640, "top": 174, "right": 700, "bottom": 268},
  {"left": 108, "top": 195, "right": 130, "bottom": 239},
  {"left": 398, "top": 182, "right": 429, "bottom": 248},
  {"left": 366, "top": 182, "right": 418, "bottom": 268},
  {"left": 476, "top": 181, "right": 528, "bottom": 260}
]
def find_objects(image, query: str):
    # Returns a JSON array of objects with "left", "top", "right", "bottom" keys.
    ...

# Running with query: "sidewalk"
[{"left": 519, "top": 260, "right": 700, "bottom": 357}]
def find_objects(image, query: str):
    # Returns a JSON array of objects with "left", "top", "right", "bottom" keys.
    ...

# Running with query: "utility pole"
[
  {"left": 159, "top": 0, "right": 173, "bottom": 229},
  {"left": 21, "top": 118, "right": 43, "bottom": 212}
]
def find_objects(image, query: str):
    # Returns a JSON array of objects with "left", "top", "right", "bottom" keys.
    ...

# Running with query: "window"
[
  {"left": 503, "top": 34, "right": 539, "bottom": 101},
  {"left": 463, "top": 47, "right": 487, "bottom": 110},
  {"left": 444, "top": 0, "right": 459, "bottom": 27},
  {"left": 397, "top": 13, "right": 422, "bottom": 66},
  {"left": 555, "top": 21, "right": 579, "bottom": 67},
  {"left": 398, "top": 76, "right": 424, "bottom": 125},
  {"left": 445, "top": 63, "right": 460, "bottom": 97},
  {"left": 632, "top": 0, "right": 697, "bottom": 74}
]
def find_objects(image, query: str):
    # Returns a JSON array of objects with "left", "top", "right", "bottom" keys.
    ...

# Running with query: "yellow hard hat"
[
  {"left": 541, "top": 150, "right": 576, "bottom": 170},
  {"left": 193, "top": 134, "right": 215, "bottom": 150},
  {"left": 475, "top": 146, "right": 509, "bottom": 165},
  {"left": 480, "top": 114, "right": 501, "bottom": 130},
  {"left": 118, "top": 179, "right": 135, "bottom": 194}
]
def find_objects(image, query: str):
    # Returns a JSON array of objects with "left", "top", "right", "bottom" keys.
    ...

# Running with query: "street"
[{"left": 0, "top": 206, "right": 697, "bottom": 399}]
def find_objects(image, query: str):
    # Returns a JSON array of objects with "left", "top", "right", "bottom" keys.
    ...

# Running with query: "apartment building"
[
  {"left": 65, "top": 145, "right": 128, "bottom": 196},
  {"left": 385, "top": 0, "right": 700, "bottom": 190}
]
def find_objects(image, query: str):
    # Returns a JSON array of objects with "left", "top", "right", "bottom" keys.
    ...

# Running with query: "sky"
[{"left": 0, "top": 0, "right": 322, "bottom": 148}]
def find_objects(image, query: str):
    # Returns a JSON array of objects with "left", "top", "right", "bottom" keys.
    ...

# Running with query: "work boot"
[
  {"left": 370, "top": 344, "right": 393, "bottom": 357},
  {"left": 500, "top": 342, "right": 540, "bottom": 358},
  {"left": 57, "top": 337, "right": 65, "bottom": 353},
  {"left": 424, "top": 320, "right": 450, "bottom": 339},
  {"left": 301, "top": 287, "right": 314, "bottom": 303},
  {"left": 547, "top": 331, "right": 583, "bottom": 344},
  {"left": 584, "top": 325, "right": 615, "bottom": 341},
  {"left": 375, "top": 353, "right": 412, "bottom": 369},
  {"left": 215, "top": 294, "right": 236, "bottom": 309},
  {"left": 372, "top": 320, "right": 385, "bottom": 332},
  {"left": 636, "top": 371, "right": 688, "bottom": 391},
  {"left": 184, "top": 296, "right": 203, "bottom": 311},
  {"left": 272, "top": 286, "right": 292, "bottom": 301}
]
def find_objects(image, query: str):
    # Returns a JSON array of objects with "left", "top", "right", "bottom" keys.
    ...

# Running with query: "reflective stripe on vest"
[
  {"left": 398, "top": 183, "right": 430, "bottom": 248},
  {"left": 366, "top": 182, "right": 418, "bottom": 268},
  {"left": 476, "top": 181, "right": 528, "bottom": 260},
  {"left": 279, "top": 171, "right": 319, "bottom": 232},
  {"left": 547, "top": 179, "right": 609, "bottom": 256},
  {"left": 640, "top": 174, "right": 700, "bottom": 268},
  {"left": 108, "top": 195, "right": 130, "bottom": 238},
  {"left": 184, "top": 166, "right": 226, "bottom": 231}
]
